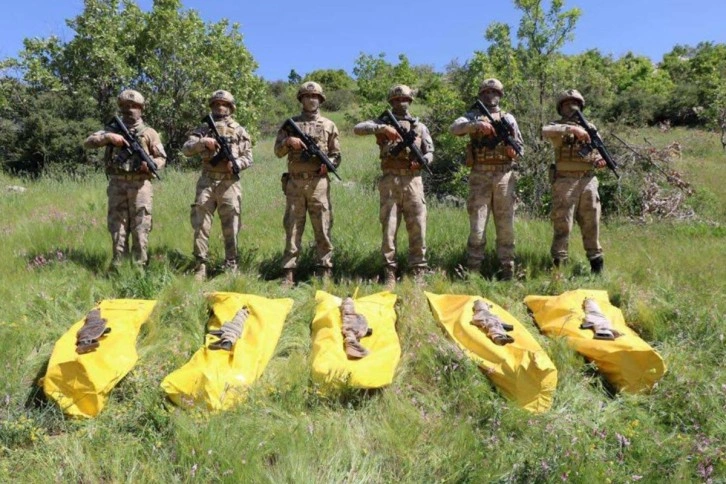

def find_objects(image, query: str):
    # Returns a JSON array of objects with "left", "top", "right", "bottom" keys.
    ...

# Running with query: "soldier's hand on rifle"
[
  {"left": 286, "top": 136, "right": 305, "bottom": 151},
  {"left": 505, "top": 146, "right": 518, "bottom": 159},
  {"left": 318, "top": 163, "right": 328, "bottom": 175},
  {"left": 201, "top": 137, "right": 220, "bottom": 152},
  {"left": 378, "top": 125, "right": 402, "bottom": 142},
  {"left": 410, "top": 160, "right": 422, "bottom": 171},
  {"left": 226, "top": 160, "right": 235, "bottom": 174},
  {"left": 138, "top": 161, "right": 150, "bottom": 174},
  {"left": 105, "top": 133, "right": 129, "bottom": 148},
  {"left": 568, "top": 126, "right": 591, "bottom": 143},
  {"left": 593, "top": 158, "right": 607, "bottom": 169},
  {"left": 474, "top": 121, "right": 495, "bottom": 136}
]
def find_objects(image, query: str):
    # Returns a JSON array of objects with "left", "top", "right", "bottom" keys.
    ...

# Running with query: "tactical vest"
[
  {"left": 377, "top": 117, "right": 423, "bottom": 171},
  {"left": 287, "top": 117, "right": 330, "bottom": 175},
  {"left": 466, "top": 111, "right": 511, "bottom": 166},
  {"left": 199, "top": 119, "right": 241, "bottom": 174},
  {"left": 555, "top": 121, "right": 595, "bottom": 172},
  {"left": 104, "top": 123, "right": 151, "bottom": 175}
]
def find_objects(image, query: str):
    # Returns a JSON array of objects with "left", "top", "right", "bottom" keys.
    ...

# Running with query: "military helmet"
[
  {"left": 208, "top": 90, "right": 236, "bottom": 112},
  {"left": 117, "top": 89, "right": 145, "bottom": 107},
  {"left": 479, "top": 78, "right": 504, "bottom": 95},
  {"left": 556, "top": 89, "right": 585, "bottom": 114},
  {"left": 388, "top": 84, "right": 414, "bottom": 102},
  {"left": 297, "top": 81, "right": 326, "bottom": 102}
]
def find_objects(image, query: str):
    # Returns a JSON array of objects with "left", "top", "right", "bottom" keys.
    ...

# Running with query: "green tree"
[
  {"left": 135, "top": 0, "right": 265, "bottom": 162},
  {"left": 20, "top": 0, "right": 144, "bottom": 118},
  {"left": 660, "top": 42, "right": 726, "bottom": 126},
  {"left": 12, "top": 0, "right": 264, "bottom": 170},
  {"left": 352, "top": 53, "right": 419, "bottom": 120},
  {"left": 287, "top": 69, "right": 302, "bottom": 85},
  {"left": 304, "top": 69, "right": 354, "bottom": 92}
]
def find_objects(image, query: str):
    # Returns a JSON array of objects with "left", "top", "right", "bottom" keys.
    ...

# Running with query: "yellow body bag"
[
  {"left": 425, "top": 292, "right": 557, "bottom": 413},
  {"left": 311, "top": 290, "right": 400, "bottom": 391},
  {"left": 524, "top": 289, "right": 666, "bottom": 393},
  {"left": 161, "top": 292, "right": 293, "bottom": 410},
  {"left": 42, "top": 299, "right": 157, "bottom": 418}
]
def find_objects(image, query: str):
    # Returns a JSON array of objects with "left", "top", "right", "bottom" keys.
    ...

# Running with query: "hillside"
[{"left": 0, "top": 127, "right": 724, "bottom": 482}]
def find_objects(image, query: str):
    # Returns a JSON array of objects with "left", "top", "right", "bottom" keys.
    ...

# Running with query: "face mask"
[
  {"left": 121, "top": 103, "right": 142, "bottom": 124},
  {"left": 561, "top": 101, "right": 579, "bottom": 118},
  {"left": 211, "top": 101, "right": 231, "bottom": 119},
  {"left": 480, "top": 90, "right": 501, "bottom": 108},
  {"left": 302, "top": 95, "right": 320, "bottom": 112},
  {"left": 391, "top": 98, "right": 410, "bottom": 115}
]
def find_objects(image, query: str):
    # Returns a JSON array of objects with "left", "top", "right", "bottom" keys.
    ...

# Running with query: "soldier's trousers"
[
  {"left": 550, "top": 174, "right": 603, "bottom": 261},
  {"left": 466, "top": 170, "right": 516, "bottom": 267},
  {"left": 107, "top": 178, "right": 153, "bottom": 265},
  {"left": 378, "top": 173, "right": 427, "bottom": 269},
  {"left": 190, "top": 174, "right": 241, "bottom": 263},
  {"left": 282, "top": 176, "right": 333, "bottom": 269}
]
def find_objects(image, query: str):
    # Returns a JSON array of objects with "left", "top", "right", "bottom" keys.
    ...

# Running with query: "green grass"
[{"left": 0, "top": 127, "right": 724, "bottom": 481}]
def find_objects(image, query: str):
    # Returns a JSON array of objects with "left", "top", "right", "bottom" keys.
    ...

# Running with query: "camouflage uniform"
[
  {"left": 353, "top": 85, "right": 434, "bottom": 278},
  {"left": 450, "top": 78, "right": 524, "bottom": 277},
  {"left": 182, "top": 90, "right": 253, "bottom": 273},
  {"left": 542, "top": 89, "right": 604, "bottom": 271},
  {"left": 83, "top": 90, "right": 166, "bottom": 266},
  {"left": 274, "top": 82, "right": 341, "bottom": 277}
]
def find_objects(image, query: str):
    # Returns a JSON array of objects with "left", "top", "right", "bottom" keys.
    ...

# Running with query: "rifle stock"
[
  {"left": 379, "top": 109, "right": 433, "bottom": 175},
  {"left": 472, "top": 100, "right": 523, "bottom": 157},
  {"left": 203, "top": 114, "right": 241, "bottom": 175},
  {"left": 572, "top": 109, "right": 619, "bottom": 179},
  {"left": 110, "top": 116, "right": 161, "bottom": 180},
  {"left": 283, "top": 118, "right": 341, "bottom": 181}
]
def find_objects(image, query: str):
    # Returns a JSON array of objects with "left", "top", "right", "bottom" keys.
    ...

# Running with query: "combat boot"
[
  {"left": 590, "top": 256, "right": 604, "bottom": 274},
  {"left": 194, "top": 262, "right": 207, "bottom": 282},
  {"left": 499, "top": 261, "right": 514, "bottom": 281},
  {"left": 281, "top": 269, "right": 295, "bottom": 288},
  {"left": 316, "top": 267, "right": 333, "bottom": 281},
  {"left": 383, "top": 267, "right": 396, "bottom": 290},
  {"left": 223, "top": 259, "right": 239, "bottom": 276},
  {"left": 466, "top": 261, "right": 481, "bottom": 275},
  {"left": 412, "top": 267, "right": 429, "bottom": 285}
]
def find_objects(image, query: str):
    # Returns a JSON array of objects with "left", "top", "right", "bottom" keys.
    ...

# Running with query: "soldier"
[
  {"left": 83, "top": 89, "right": 166, "bottom": 268},
  {"left": 450, "top": 78, "right": 524, "bottom": 280},
  {"left": 182, "top": 90, "right": 253, "bottom": 281},
  {"left": 353, "top": 85, "right": 434, "bottom": 288},
  {"left": 541, "top": 89, "right": 606, "bottom": 274},
  {"left": 274, "top": 81, "right": 341, "bottom": 287}
]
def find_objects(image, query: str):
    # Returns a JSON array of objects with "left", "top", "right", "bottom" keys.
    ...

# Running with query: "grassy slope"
[{"left": 0, "top": 127, "right": 724, "bottom": 482}]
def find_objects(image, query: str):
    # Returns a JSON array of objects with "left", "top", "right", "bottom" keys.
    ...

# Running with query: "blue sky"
[{"left": 1, "top": 0, "right": 724, "bottom": 81}]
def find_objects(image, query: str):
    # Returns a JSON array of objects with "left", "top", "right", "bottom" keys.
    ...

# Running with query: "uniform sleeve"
[
  {"left": 541, "top": 122, "right": 569, "bottom": 139},
  {"left": 236, "top": 126, "right": 253, "bottom": 170},
  {"left": 146, "top": 129, "right": 167, "bottom": 169},
  {"left": 182, "top": 125, "right": 208, "bottom": 157},
  {"left": 327, "top": 122, "right": 341, "bottom": 167},
  {"left": 274, "top": 125, "right": 289, "bottom": 158},
  {"left": 83, "top": 130, "right": 108, "bottom": 149},
  {"left": 419, "top": 124, "right": 434, "bottom": 164},
  {"left": 353, "top": 119, "right": 383, "bottom": 136},
  {"left": 450, "top": 113, "right": 476, "bottom": 136}
]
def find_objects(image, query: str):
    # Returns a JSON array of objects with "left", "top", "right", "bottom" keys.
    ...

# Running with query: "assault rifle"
[
  {"left": 572, "top": 109, "right": 620, "bottom": 179},
  {"left": 379, "top": 109, "right": 433, "bottom": 175},
  {"left": 203, "top": 114, "right": 242, "bottom": 175},
  {"left": 472, "top": 100, "right": 523, "bottom": 157},
  {"left": 283, "top": 118, "right": 342, "bottom": 181},
  {"left": 109, "top": 116, "right": 161, "bottom": 180}
]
